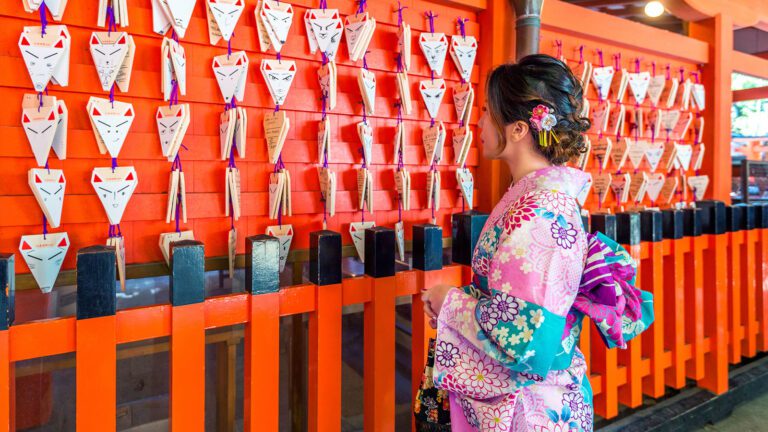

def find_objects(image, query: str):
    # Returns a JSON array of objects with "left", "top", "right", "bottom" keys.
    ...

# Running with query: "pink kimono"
[{"left": 433, "top": 166, "right": 653, "bottom": 431}]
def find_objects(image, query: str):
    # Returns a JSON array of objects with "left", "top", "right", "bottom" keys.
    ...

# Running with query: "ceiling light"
[{"left": 644, "top": 1, "right": 665, "bottom": 18}]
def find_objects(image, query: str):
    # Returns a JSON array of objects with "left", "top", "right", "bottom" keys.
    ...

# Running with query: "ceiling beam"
[
  {"left": 569, "top": 0, "right": 640, "bottom": 7},
  {"left": 733, "top": 86, "right": 768, "bottom": 102}
]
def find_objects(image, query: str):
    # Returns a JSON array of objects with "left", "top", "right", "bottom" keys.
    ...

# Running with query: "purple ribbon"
[
  {"left": 597, "top": 48, "right": 604, "bottom": 67},
  {"left": 652, "top": 61, "right": 656, "bottom": 76},
  {"left": 357, "top": 0, "right": 366, "bottom": 14},
  {"left": 578, "top": 45, "right": 585, "bottom": 65},
  {"left": 109, "top": 84, "right": 115, "bottom": 107},
  {"left": 396, "top": 54, "right": 404, "bottom": 73},
  {"left": 457, "top": 17, "right": 468, "bottom": 39},
  {"left": 397, "top": 1, "right": 407, "bottom": 26},
  {"left": 107, "top": 4, "right": 116, "bottom": 35},
  {"left": 665, "top": 64, "right": 671, "bottom": 80},
  {"left": 425, "top": 11, "right": 437, "bottom": 33},
  {"left": 169, "top": 79, "right": 179, "bottom": 107},
  {"left": 171, "top": 29, "right": 179, "bottom": 43},
  {"left": 635, "top": 57, "right": 641, "bottom": 73},
  {"left": 613, "top": 52, "right": 621, "bottom": 72},
  {"left": 108, "top": 224, "right": 122, "bottom": 238},
  {"left": 679, "top": 67, "right": 685, "bottom": 83},
  {"left": 111, "top": 157, "right": 118, "bottom": 172},
  {"left": 319, "top": 0, "right": 327, "bottom": 9},
  {"left": 362, "top": 52, "right": 369, "bottom": 70},
  {"left": 42, "top": 215, "right": 48, "bottom": 239},
  {"left": 39, "top": 1, "right": 48, "bottom": 36}
]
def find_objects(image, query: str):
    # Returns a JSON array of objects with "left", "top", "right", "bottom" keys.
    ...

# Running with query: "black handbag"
[{"left": 413, "top": 338, "right": 451, "bottom": 431}]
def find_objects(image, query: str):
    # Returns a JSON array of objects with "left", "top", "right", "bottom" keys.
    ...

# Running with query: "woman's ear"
[{"left": 505, "top": 120, "right": 530, "bottom": 144}]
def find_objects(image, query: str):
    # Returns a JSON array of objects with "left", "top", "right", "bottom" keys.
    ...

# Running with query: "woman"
[{"left": 421, "top": 55, "right": 654, "bottom": 431}]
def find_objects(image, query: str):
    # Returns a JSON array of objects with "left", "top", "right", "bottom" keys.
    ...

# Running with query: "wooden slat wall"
[{"left": 0, "top": 0, "right": 482, "bottom": 274}]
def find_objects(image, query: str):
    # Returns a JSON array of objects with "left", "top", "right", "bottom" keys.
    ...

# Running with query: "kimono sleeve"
[{"left": 439, "top": 190, "right": 587, "bottom": 378}]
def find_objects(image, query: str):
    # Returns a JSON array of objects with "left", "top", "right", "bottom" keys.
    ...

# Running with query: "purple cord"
[
  {"left": 425, "top": 11, "right": 437, "bottom": 33},
  {"left": 111, "top": 157, "right": 118, "bottom": 172},
  {"left": 39, "top": 1, "right": 48, "bottom": 36},
  {"left": 107, "top": 4, "right": 116, "bottom": 34},
  {"left": 169, "top": 79, "right": 179, "bottom": 107},
  {"left": 457, "top": 17, "right": 468, "bottom": 39},
  {"left": 397, "top": 1, "right": 407, "bottom": 26},
  {"left": 579, "top": 45, "right": 585, "bottom": 65},
  {"left": 42, "top": 215, "right": 47, "bottom": 239},
  {"left": 597, "top": 48, "right": 604, "bottom": 67},
  {"left": 319, "top": 0, "right": 327, "bottom": 10},
  {"left": 109, "top": 84, "right": 115, "bottom": 107},
  {"left": 357, "top": 0, "right": 366, "bottom": 14}
]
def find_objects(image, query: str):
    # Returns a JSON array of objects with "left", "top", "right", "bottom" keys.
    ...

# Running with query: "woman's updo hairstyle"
[{"left": 486, "top": 54, "right": 591, "bottom": 165}]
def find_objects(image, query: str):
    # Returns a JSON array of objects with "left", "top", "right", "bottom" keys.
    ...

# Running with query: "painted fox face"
[
  {"left": 90, "top": 102, "right": 134, "bottom": 157},
  {"left": 419, "top": 33, "right": 448, "bottom": 75},
  {"left": 451, "top": 36, "right": 477, "bottom": 79},
  {"left": 420, "top": 79, "right": 446, "bottom": 119},
  {"left": 29, "top": 168, "right": 66, "bottom": 228},
  {"left": 91, "top": 167, "right": 138, "bottom": 225},
  {"left": 261, "top": 60, "right": 296, "bottom": 105},
  {"left": 19, "top": 31, "right": 67, "bottom": 92},
  {"left": 19, "top": 233, "right": 69, "bottom": 293},
  {"left": 89, "top": 32, "right": 129, "bottom": 90},
  {"left": 22, "top": 107, "right": 58, "bottom": 166},
  {"left": 308, "top": 10, "right": 342, "bottom": 51},
  {"left": 156, "top": 105, "right": 185, "bottom": 157},
  {"left": 213, "top": 53, "right": 247, "bottom": 103},
  {"left": 209, "top": 0, "right": 244, "bottom": 41},
  {"left": 262, "top": 0, "right": 293, "bottom": 43},
  {"left": 166, "top": 0, "right": 196, "bottom": 37}
]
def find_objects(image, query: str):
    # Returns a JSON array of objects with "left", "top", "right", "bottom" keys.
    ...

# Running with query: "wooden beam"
[
  {"left": 733, "top": 51, "right": 768, "bottom": 80},
  {"left": 733, "top": 86, "right": 768, "bottom": 102},
  {"left": 541, "top": 0, "right": 709, "bottom": 63}
]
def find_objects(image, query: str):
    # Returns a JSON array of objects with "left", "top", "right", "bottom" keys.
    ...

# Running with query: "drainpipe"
[{"left": 510, "top": 0, "right": 543, "bottom": 60}]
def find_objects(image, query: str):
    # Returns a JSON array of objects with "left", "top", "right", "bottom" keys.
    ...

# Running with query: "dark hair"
[{"left": 485, "top": 54, "right": 591, "bottom": 165}]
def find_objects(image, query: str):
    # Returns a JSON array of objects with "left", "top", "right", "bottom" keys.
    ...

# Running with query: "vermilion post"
[
  {"left": 739, "top": 205, "right": 758, "bottom": 357},
  {"left": 0, "top": 254, "right": 13, "bottom": 431},
  {"left": 697, "top": 201, "right": 729, "bottom": 394},
  {"left": 683, "top": 208, "right": 705, "bottom": 380},
  {"left": 169, "top": 241, "right": 206, "bottom": 432},
  {"left": 640, "top": 211, "right": 665, "bottom": 398},
  {"left": 590, "top": 214, "right": 619, "bottom": 418},
  {"left": 616, "top": 212, "right": 643, "bottom": 408},
  {"left": 363, "top": 227, "right": 397, "bottom": 431},
  {"left": 244, "top": 235, "right": 281, "bottom": 432},
  {"left": 308, "top": 231, "right": 342, "bottom": 432},
  {"left": 75, "top": 245, "right": 117, "bottom": 431},
  {"left": 725, "top": 206, "right": 744, "bottom": 363},
  {"left": 662, "top": 210, "right": 687, "bottom": 389},
  {"left": 755, "top": 204, "right": 768, "bottom": 351}
]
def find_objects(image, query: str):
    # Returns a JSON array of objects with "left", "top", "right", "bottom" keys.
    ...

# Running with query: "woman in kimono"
[{"left": 421, "top": 55, "right": 654, "bottom": 431}]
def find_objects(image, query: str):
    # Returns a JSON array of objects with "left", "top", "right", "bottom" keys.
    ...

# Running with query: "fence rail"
[{"left": 1, "top": 204, "right": 768, "bottom": 430}]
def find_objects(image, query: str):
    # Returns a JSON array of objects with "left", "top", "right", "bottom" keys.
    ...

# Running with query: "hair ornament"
[{"left": 529, "top": 104, "right": 559, "bottom": 148}]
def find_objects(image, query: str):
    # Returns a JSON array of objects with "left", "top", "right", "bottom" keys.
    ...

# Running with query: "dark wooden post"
[{"left": 510, "top": 0, "right": 544, "bottom": 60}]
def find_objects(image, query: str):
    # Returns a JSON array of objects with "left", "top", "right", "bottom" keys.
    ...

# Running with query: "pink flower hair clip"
[{"left": 529, "top": 104, "right": 560, "bottom": 148}]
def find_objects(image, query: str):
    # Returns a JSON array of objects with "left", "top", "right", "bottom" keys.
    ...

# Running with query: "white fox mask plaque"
[
  {"left": 591, "top": 66, "right": 615, "bottom": 100},
  {"left": 166, "top": 0, "right": 198, "bottom": 38},
  {"left": 419, "top": 33, "right": 448, "bottom": 76},
  {"left": 261, "top": 59, "right": 297, "bottom": 106},
  {"left": 306, "top": 9, "right": 343, "bottom": 59},
  {"left": 88, "top": 97, "right": 134, "bottom": 158},
  {"left": 450, "top": 35, "right": 477, "bottom": 81},
  {"left": 28, "top": 168, "right": 66, "bottom": 228},
  {"left": 350, "top": 221, "right": 375, "bottom": 263},
  {"left": 19, "top": 26, "right": 69, "bottom": 92},
  {"left": 266, "top": 224, "right": 293, "bottom": 272},
  {"left": 213, "top": 51, "right": 248, "bottom": 103},
  {"left": 207, "top": 0, "right": 245, "bottom": 43},
  {"left": 89, "top": 32, "right": 131, "bottom": 91},
  {"left": 261, "top": 0, "right": 294, "bottom": 50},
  {"left": 156, "top": 104, "right": 190, "bottom": 160},
  {"left": 420, "top": 79, "right": 446, "bottom": 119},
  {"left": 91, "top": 166, "right": 138, "bottom": 225},
  {"left": 19, "top": 232, "right": 69, "bottom": 293},
  {"left": 22, "top": 102, "right": 58, "bottom": 167},
  {"left": 628, "top": 72, "right": 651, "bottom": 105}
]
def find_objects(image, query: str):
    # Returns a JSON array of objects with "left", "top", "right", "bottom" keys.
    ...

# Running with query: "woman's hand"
[{"left": 422, "top": 284, "right": 456, "bottom": 329}]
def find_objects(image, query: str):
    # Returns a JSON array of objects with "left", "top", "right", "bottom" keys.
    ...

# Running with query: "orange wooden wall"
[
  {"left": 540, "top": 0, "right": 711, "bottom": 211},
  {"left": 0, "top": 0, "right": 482, "bottom": 274}
]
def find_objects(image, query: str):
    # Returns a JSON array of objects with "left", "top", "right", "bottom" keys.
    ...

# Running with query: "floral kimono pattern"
[{"left": 433, "top": 166, "right": 654, "bottom": 432}]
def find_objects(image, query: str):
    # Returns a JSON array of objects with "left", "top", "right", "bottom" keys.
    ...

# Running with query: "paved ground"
[{"left": 696, "top": 391, "right": 768, "bottom": 432}]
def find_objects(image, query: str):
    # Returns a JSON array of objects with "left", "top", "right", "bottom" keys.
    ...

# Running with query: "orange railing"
[{"left": 2, "top": 205, "right": 768, "bottom": 430}]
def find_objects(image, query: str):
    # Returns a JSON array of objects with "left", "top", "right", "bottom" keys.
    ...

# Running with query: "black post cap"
[
  {"left": 413, "top": 224, "right": 443, "bottom": 271},
  {"left": 736, "top": 204, "right": 756, "bottom": 230},
  {"left": 364, "top": 227, "right": 395, "bottom": 278},
  {"left": 169, "top": 240, "right": 205, "bottom": 306},
  {"left": 309, "top": 230, "right": 342, "bottom": 286},
  {"left": 640, "top": 211, "right": 663, "bottom": 242},
  {"left": 451, "top": 211, "right": 489, "bottom": 266},
  {"left": 245, "top": 235, "right": 280, "bottom": 295},
  {"left": 755, "top": 203, "right": 768, "bottom": 229},
  {"left": 662, "top": 210, "right": 684, "bottom": 240},
  {"left": 683, "top": 207, "right": 703, "bottom": 237},
  {"left": 726, "top": 205, "right": 744, "bottom": 232},
  {"left": 0, "top": 254, "right": 14, "bottom": 330},
  {"left": 581, "top": 213, "right": 590, "bottom": 233},
  {"left": 697, "top": 200, "right": 726, "bottom": 234},
  {"left": 76, "top": 245, "right": 116, "bottom": 320},
  {"left": 616, "top": 212, "right": 641, "bottom": 245},
  {"left": 590, "top": 213, "right": 617, "bottom": 241}
]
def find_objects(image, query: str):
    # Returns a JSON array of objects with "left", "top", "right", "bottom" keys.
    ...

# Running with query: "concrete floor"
[{"left": 696, "top": 391, "right": 768, "bottom": 432}]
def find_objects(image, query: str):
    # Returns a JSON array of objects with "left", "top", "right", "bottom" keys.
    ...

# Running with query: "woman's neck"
[{"left": 505, "top": 153, "right": 552, "bottom": 185}]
